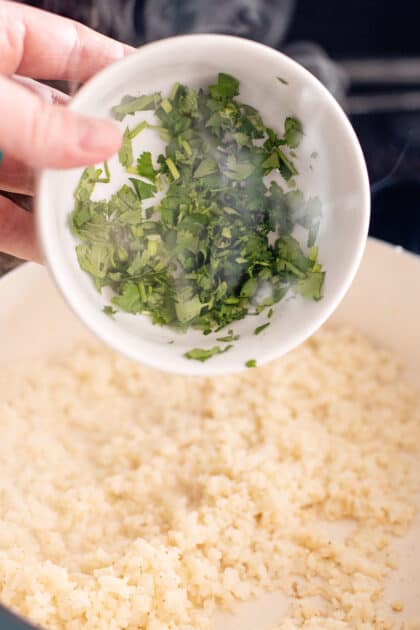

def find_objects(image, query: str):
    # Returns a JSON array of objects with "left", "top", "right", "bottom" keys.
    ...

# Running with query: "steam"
[
  {"left": 92, "top": 0, "right": 138, "bottom": 44},
  {"left": 41, "top": 0, "right": 137, "bottom": 44},
  {"left": 42, "top": 0, "right": 296, "bottom": 48},
  {"left": 284, "top": 41, "right": 349, "bottom": 104},
  {"left": 143, "top": 0, "right": 296, "bottom": 47},
  {"left": 38, "top": 0, "right": 349, "bottom": 104}
]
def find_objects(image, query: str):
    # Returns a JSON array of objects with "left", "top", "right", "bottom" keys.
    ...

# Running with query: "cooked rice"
[{"left": 0, "top": 327, "right": 419, "bottom": 629}]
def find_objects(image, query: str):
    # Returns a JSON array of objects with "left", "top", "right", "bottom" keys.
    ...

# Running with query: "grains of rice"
[{"left": 0, "top": 327, "right": 419, "bottom": 629}]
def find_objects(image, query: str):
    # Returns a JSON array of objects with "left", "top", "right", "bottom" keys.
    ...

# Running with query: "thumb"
[{"left": 0, "top": 74, "right": 122, "bottom": 169}]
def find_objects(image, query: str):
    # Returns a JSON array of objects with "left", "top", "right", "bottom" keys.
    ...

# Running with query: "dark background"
[
  {"left": 287, "top": 0, "right": 419, "bottom": 57},
  {"left": 288, "top": 0, "right": 420, "bottom": 253}
]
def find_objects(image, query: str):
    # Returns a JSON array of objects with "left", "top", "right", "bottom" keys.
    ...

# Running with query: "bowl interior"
[{"left": 37, "top": 35, "right": 369, "bottom": 375}]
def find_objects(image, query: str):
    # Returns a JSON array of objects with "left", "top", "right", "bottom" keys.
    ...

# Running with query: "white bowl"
[
  {"left": 36, "top": 34, "right": 370, "bottom": 375},
  {"left": 0, "top": 239, "right": 419, "bottom": 629}
]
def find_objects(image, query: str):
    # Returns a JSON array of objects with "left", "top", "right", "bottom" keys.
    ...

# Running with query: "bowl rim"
[{"left": 36, "top": 33, "right": 371, "bottom": 376}]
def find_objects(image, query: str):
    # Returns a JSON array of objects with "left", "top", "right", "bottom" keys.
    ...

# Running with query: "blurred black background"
[{"left": 23, "top": 0, "right": 420, "bottom": 254}]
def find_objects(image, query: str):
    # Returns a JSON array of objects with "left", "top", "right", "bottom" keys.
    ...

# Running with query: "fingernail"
[{"left": 79, "top": 119, "right": 122, "bottom": 154}]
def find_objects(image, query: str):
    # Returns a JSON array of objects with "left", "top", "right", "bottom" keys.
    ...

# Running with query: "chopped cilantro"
[
  {"left": 161, "top": 98, "right": 172, "bottom": 113},
  {"left": 254, "top": 322, "right": 270, "bottom": 335},
  {"left": 118, "top": 128, "right": 133, "bottom": 168},
  {"left": 284, "top": 117, "right": 303, "bottom": 149},
  {"left": 216, "top": 330, "right": 240, "bottom": 343},
  {"left": 277, "top": 148, "right": 298, "bottom": 180},
  {"left": 111, "top": 93, "right": 161, "bottom": 121},
  {"left": 194, "top": 158, "right": 218, "bottom": 179},
  {"left": 225, "top": 155, "right": 255, "bottom": 181},
  {"left": 111, "top": 283, "right": 142, "bottom": 313},
  {"left": 129, "top": 177, "right": 157, "bottom": 200},
  {"left": 184, "top": 345, "right": 232, "bottom": 362},
  {"left": 73, "top": 166, "right": 103, "bottom": 202},
  {"left": 166, "top": 158, "right": 180, "bottom": 180},
  {"left": 136, "top": 151, "right": 158, "bottom": 182},
  {"left": 175, "top": 295, "right": 203, "bottom": 323},
  {"left": 245, "top": 359, "right": 257, "bottom": 368},
  {"left": 97, "top": 161, "right": 111, "bottom": 184},
  {"left": 129, "top": 120, "right": 149, "bottom": 140},
  {"left": 209, "top": 73, "right": 240, "bottom": 99},
  {"left": 71, "top": 73, "right": 325, "bottom": 361},
  {"left": 103, "top": 305, "right": 117, "bottom": 317},
  {"left": 277, "top": 77, "right": 289, "bottom": 85},
  {"left": 295, "top": 271, "right": 325, "bottom": 301}
]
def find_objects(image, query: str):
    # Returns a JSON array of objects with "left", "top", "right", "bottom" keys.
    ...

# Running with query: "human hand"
[{"left": 0, "top": 0, "right": 134, "bottom": 262}]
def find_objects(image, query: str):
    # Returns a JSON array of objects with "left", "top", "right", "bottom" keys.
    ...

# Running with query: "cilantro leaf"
[
  {"left": 175, "top": 295, "right": 203, "bottom": 323},
  {"left": 137, "top": 151, "right": 157, "bottom": 182},
  {"left": 103, "top": 305, "right": 117, "bottom": 317},
  {"left": 225, "top": 155, "right": 255, "bottom": 181},
  {"left": 240, "top": 278, "right": 258, "bottom": 298},
  {"left": 245, "top": 359, "right": 257, "bottom": 368},
  {"left": 110, "top": 184, "right": 142, "bottom": 216},
  {"left": 277, "top": 148, "right": 298, "bottom": 181},
  {"left": 254, "top": 322, "right": 270, "bottom": 335},
  {"left": 284, "top": 117, "right": 303, "bottom": 148},
  {"left": 112, "top": 283, "right": 142, "bottom": 313},
  {"left": 184, "top": 345, "right": 232, "bottom": 362},
  {"left": 295, "top": 271, "right": 325, "bottom": 301},
  {"left": 129, "top": 178, "right": 157, "bottom": 200},
  {"left": 74, "top": 166, "right": 102, "bottom": 202},
  {"left": 209, "top": 73, "right": 240, "bottom": 100},
  {"left": 111, "top": 93, "right": 161, "bottom": 121},
  {"left": 262, "top": 151, "right": 280, "bottom": 172},
  {"left": 216, "top": 331, "right": 240, "bottom": 342},
  {"left": 275, "top": 235, "right": 313, "bottom": 275},
  {"left": 194, "top": 158, "right": 218, "bottom": 178},
  {"left": 76, "top": 243, "right": 112, "bottom": 282},
  {"left": 118, "top": 128, "right": 133, "bottom": 168}
]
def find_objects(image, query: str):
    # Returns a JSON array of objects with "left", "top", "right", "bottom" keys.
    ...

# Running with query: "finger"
[
  {"left": 0, "top": 154, "right": 33, "bottom": 195},
  {"left": 0, "top": 80, "right": 70, "bottom": 194},
  {"left": 0, "top": 75, "right": 123, "bottom": 169},
  {"left": 0, "top": 1, "right": 134, "bottom": 82},
  {"left": 12, "top": 75, "right": 70, "bottom": 106},
  {"left": 0, "top": 195, "right": 41, "bottom": 262},
  {"left": 0, "top": 78, "right": 70, "bottom": 193}
]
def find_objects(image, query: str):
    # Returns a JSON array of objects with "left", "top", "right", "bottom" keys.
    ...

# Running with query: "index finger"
[{"left": 0, "top": 1, "right": 134, "bottom": 82}]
